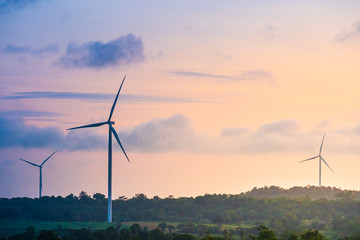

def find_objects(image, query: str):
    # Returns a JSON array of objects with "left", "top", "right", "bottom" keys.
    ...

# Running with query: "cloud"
[
  {"left": 0, "top": 117, "right": 64, "bottom": 149},
  {"left": 335, "top": 21, "right": 360, "bottom": 42},
  {"left": 0, "top": 110, "right": 62, "bottom": 117},
  {"left": 3, "top": 44, "right": 59, "bottom": 55},
  {"left": 2, "top": 91, "right": 203, "bottom": 103},
  {"left": 31, "top": 44, "right": 60, "bottom": 55},
  {"left": 0, "top": 0, "right": 43, "bottom": 11},
  {"left": 120, "top": 114, "right": 195, "bottom": 152},
  {"left": 3, "top": 45, "right": 30, "bottom": 53},
  {"left": 261, "top": 25, "right": 277, "bottom": 38},
  {"left": 255, "top": 120, "right": 299, "bottom": 137},
  {"left": 170, "top": 70, "right": 274, "bottom": 82},
  {"left": 1, "top": 115, "right": 360, "bottom": 155},
  {"left": 221, "top": 128, "right": 250, "bottom": 137},
  {"left": 55, "top": 34, "right": 145, "bottom": 69}
]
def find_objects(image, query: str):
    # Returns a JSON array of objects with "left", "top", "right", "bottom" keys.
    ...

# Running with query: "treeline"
[
  {"left": 244, "top": 186, "right": 360, "bottom": 200},
  {"left": 1, "top": 187, "right": 360, "bottom": 235},
  {"left": 5, "top": 223, "right": 360, "bottom": 240}
]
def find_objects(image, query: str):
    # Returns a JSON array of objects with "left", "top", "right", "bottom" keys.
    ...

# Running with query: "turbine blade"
[
  {"left": 321, "top": 156, "right": 334, "bottom": 173},
  {"left": 298, "top": 156, "right": 318, "bottom": 163},
  {"left": 41, "top": 150, "right": 57, "bottom": 166},
  {"left": 108, "top": 76, "right": 126, "bottom": 122},
  {"left": 67, "top": 121, "right": 108, "bottom": 130},
  {"left": 319, "top": 132, "right": 326, "bottom": 155},
  {"left": 19, "top": 158, "right": 40, "bottom": 167},
  {"left": 110, "top": 125, "right": 130, "bottom": 162}
]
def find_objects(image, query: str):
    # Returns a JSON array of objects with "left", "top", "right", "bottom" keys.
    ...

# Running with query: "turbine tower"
[
  {"left": 19, "top": 150, "right": 57, "bottom": 198},
  {"left": 67, "top": 76, "right": 130, "bottom": 223},
  {"left": 299, "top": 133, "right": 334, "bottom": 187}
]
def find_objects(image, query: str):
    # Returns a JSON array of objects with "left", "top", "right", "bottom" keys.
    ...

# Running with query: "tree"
[
  {"left": 36, "top": 230, "right": 59, "bottom": 240},
  {"left": 79, "top": 191, "right": 91, "bottom": 200},
  {"left": 150, "top": 228, "right": 165, "bottom": 240},
  {"left": 9, "top": 226, "right": 36, "bottom": 240},
  {"left": 256, "top": 226, "right": 278, "bottom": 240},
  {"left": 173, "top": 234, "right": 196, "bottom": 240},
  {"left": 167, "top": 225, "right": 176, "bottom": 233},
  {"left": 223, "top": 229, "right": 234, "bottom": 240},
  {"left": 158, "top": 222, "right": 168, "bottom": 232},
  {"left": 93, "top": 193, "right": 105, "bottom": 201},
  {"left": 300, "top": 230, "right": 324, "bottom": 240}
]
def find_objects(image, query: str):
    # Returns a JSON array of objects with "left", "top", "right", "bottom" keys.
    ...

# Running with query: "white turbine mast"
[{"left": 67, "top": 76, "right": 130, "bottom": 223}]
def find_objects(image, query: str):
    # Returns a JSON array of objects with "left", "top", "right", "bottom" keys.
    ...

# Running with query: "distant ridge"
[{"left": 242, "top": 185, "right": 359, "bottom": 200}]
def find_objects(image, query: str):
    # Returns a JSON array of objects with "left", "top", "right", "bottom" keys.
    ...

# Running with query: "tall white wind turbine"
[
  {"left": 19, "top": 150, "right": 57, "bottom": 198},
  {"left": 298, "top": 133, "right": 334, "bottom": 187},
  {"left": 67, "top": 76, "right": 130, "bottom": 223}
]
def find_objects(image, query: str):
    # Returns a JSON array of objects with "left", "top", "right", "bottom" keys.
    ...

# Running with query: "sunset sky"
[{"left": 1, "top": 0, "right": 360, "bottom": 199}]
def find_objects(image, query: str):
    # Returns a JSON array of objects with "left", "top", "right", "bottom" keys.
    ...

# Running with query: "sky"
[{"left": 0, "top": 0, "right": 360, "bottom": 199}]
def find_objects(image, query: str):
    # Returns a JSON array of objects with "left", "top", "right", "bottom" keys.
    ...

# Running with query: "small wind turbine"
[
  {"left": 19, "top": 150, "right": 57, "bottom": 198},
  {"left": 298, "top": 133, "right": 334, "bottom": 187},
  {"left": 67, "top": 76, "right": 130, "bottom": 223}
]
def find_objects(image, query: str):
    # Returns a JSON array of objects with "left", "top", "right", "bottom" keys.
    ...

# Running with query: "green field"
[
  {"left": 0, "top": 220, "right": 253, "bottom": 239},
  {"left": 0, "top": 220, "right": 335, "bottom": 239},
  {"left": 0, "top": 220, "right": 117, "bottom": 238}
]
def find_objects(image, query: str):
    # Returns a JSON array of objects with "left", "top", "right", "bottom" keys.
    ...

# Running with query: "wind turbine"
[
  {"left": 298, "top": 133, "right": 334, "bottom": 187},
  {"left": 67, "top": 76, "right": 130, "bottom": 223},
  {"left": 19, "top": 150, "right": 57, "bottom": 198}
]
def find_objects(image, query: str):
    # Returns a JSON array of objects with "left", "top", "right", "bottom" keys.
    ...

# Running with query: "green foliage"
[
  {"left": 300, "top": 230, "right": 324, "bottom": 240},
  {"left": 255, "top": 226, "right": 278, "bottom": 240},
  {"left": 8, "top": 226, "right": 35, "bottom": 240},
  {"left": 36, "top": 230, "right": 59, "bottom": 240},
  {"left": 2, "top": 186, "right": 360, "bottom": 237}
]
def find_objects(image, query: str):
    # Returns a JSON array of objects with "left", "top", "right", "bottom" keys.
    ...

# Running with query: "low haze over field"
[{"left": 0, "top": 1, "right": 360, "bottom": 198}]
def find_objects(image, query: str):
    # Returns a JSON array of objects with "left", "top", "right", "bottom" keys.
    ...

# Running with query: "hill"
[{"left": 1, "top": 186, "right": 360, "bottom": 236}]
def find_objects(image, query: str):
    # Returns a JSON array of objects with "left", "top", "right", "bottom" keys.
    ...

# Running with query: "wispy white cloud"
[
  {"left": 170, "top": 70, "right": 274, "bottom": 83},
  {"left": 3, "top": 43, "right": 60, "bottom": 55},
  {"left": 2, "top": 91, "right": 205, "bottom": 103}
]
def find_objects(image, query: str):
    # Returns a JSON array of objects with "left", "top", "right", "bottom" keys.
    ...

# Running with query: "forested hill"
[
  {"left": 1, "top": 186, "right": 360, "bottom": 234},
  {"left": 243, "top": 185, "right": 360, "bottom": 200}
]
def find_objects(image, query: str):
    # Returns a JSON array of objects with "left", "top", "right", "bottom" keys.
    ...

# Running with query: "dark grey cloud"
[
  {"left": 170, "top": 70, "right": 274, "bottom": 82},
  {"left": 0, "top": 116, "right": 105, "bottom": 150},
  {"left": 3, "top": 43, "right": 59, "bottom": 55},
  {"left": 56, "top": 34, "right": 145, "bottom": 69},
  {"left": 0, "top": 117, "right": 64, "bottom": 149},
  {"left": 335, "top": 21, "right": 360, "bottom": 42},
  {"left": 2, "top": 91, "right": 203, "bottom": 103}
]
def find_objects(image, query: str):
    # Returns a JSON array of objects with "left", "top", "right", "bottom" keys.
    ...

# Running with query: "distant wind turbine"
[
  {"left": 67, "top": 76, "right": 130, "bottom": 223},
  {"left": 298, "top": 133, "right": 334, "bottom": 187},
  {"left": 19, "top": 150, "right": 57, "bottom": 198}
]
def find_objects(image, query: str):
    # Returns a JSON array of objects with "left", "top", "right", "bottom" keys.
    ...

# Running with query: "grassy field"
[
  {"left": 1, "top": 219, "right": 334, "bottom": 240},
  {"left": 0, "top": 219, "right": 116, "bottom": 238},
  {"left": 0, "top": 219, "right": 252, "bottom": 238}
]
